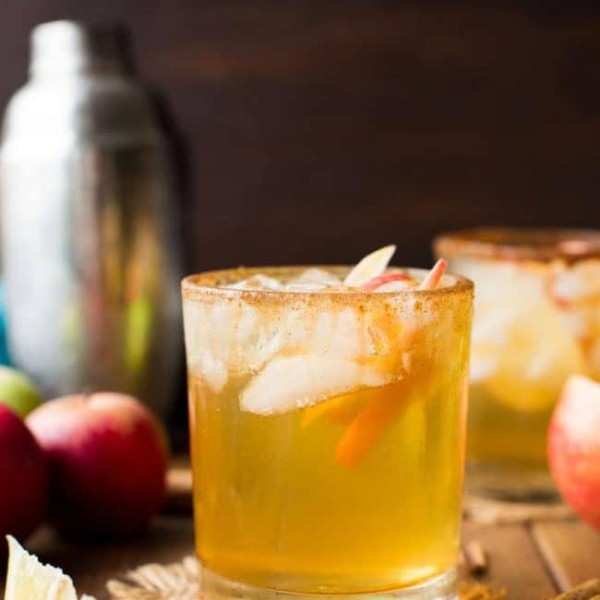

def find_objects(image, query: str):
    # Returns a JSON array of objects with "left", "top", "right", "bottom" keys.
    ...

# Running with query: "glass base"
[
  {"left": 201, "top": 567, "right": 457, "bottom": 600},
  {"left": 466, "top": 460, "right": 559, "bottom": 502}
]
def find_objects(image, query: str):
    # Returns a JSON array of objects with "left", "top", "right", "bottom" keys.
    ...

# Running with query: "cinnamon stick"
[{"left": 464, "top": 540, "right": 488, "bottom": 575}]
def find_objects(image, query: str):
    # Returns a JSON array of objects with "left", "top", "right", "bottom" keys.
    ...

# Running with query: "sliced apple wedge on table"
[{"left": 3, "top": 536, "right": 95, "bottom": 600}]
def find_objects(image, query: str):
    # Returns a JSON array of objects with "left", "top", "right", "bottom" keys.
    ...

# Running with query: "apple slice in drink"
[
  {"left": 343, "top": 245, "right": 396, "bottom": 287},
  {"left": 335, "top": 259, "right": 449, "bottom": 466},
  {"left": 304, "top": 259, "right": 445, "bottom": 434},
  {"left": 362, "top": 273, "right": 413, "bottom": 292},
  {"left": 301, "top": 387, "right": 373, "bottom": 427},
  {"left": 419, "top": 258, "right": 448, "bottom": 290},
  {"left": 360, "top": 258, "right": 447, "bottom": 292},
  {"left": 335, "top": 381, "right": 412, "bottom": 467}
]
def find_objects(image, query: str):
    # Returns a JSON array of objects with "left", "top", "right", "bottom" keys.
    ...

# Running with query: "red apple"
[
  {"left": 26, "top": 392, "right": 168, "bottom": 540},
  {"left": 0, "top": 405, "right": 48, "bottom": 558},
  {"left": 548, "top": 375, "right": 600, "bottom": 528}
]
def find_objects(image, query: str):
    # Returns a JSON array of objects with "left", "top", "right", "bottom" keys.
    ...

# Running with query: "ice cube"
[
  {"left": 278, "top": 307, "right": 365, "bottom": 358},
  {"left": 228, "top": 274, "right": 284, "bottom": 290},
  {"left": 326, "top": 308, "right": 365, "bottom": 357},
  {"left": 551, "top": 260, "right": 600, "bottom": 303},
  {"left": 183, "top": 303, "right": 228, "bottom": 391},
  {"left": 289, "top": 268, "right": 341, "bottom": 286},
  {"left": 475, "top": 301, "right": 586, "bottom": 412},
  {"left": 184, "top": 300, "right": 281, "bottom": 379},
  {"left": 182, "top": 302, "right": 211, "bottom": 362},
  {"left": 470, "top": 355, "right": 499, "bottom": 383},
  {"left": 589, "top": 339, "right": 600, "bottom": 380},
  {"left": 240, "top": 355, "right": 393, "bottom": 415},
  {"left": 211, "top": 302, "right": 282, "bottom": 372},
  {"left": 192, "top": 350, "right": 229, "bottom": 393}
]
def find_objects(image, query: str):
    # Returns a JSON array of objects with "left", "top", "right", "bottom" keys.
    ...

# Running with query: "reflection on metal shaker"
[{"left": 0, "top": 21, "right": 183, "bottom": 419}]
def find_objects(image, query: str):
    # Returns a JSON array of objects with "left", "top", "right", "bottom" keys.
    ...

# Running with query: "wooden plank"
[
  {"left": 462, "top": 521, "right": 557, "bottom": 600},
  {"left": 464, "top": 494, "right": 574, "bottom": 525},
  {"left": 1, "top": 517, "right": 561, "bottom": 600},
  {"left": 532, "top": 520, "right": 600, "bottom": 592}
]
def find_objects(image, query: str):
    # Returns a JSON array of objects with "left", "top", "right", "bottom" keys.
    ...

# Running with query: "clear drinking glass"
[
  {"left": 435, "top": 228, "right": 600, "bottom": 501},
  {"left": 182, "top": 265, "right": 473, "bottom": 600}
]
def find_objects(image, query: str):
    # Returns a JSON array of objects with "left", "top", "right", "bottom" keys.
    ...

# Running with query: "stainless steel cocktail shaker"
[{"left": 0, "top": 21, "right": 183, "bottom": 418}]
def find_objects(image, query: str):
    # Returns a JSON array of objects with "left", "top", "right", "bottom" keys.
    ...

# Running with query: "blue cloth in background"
[{"left": 0, "top": 281, "right": 12, "bottom": 366}]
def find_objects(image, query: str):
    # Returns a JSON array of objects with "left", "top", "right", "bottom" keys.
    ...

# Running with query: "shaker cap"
[{"left": 30, "top": 20, "right": 128, "bottom": 77}]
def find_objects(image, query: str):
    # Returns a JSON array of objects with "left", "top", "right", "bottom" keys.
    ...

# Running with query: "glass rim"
[
  {"left": 434, "top": 227, "right": 600, "bottom": 263},
  {"left": 181, "top": 265, "right": 473, "bottom": 300}
]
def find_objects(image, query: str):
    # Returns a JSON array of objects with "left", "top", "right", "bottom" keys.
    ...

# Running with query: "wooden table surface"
[{"left": 4, "top": 464, "right": 600, "bottom": 600}]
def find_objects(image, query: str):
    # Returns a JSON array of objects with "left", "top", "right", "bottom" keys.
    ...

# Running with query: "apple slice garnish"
[
  {"left": 334, "top": 258, "right": 449, "bottom": 466},
  {"left": 335, "top": 381, "right": 412, "bottom": 467},
  {"left": 301, "top": 388, "right": 370, "bottom": 427},
  {"left": 4, "top": 535, "right": 97, "bottom": 600},
  {"left": 418, "top": 258, "right": 448, "bottom": 290},
  {"left": 362, "top": 272, "right": 412, "bottom": 292},
  {"left": 343, "top": 245, "right": 396, "bottom": 287}
]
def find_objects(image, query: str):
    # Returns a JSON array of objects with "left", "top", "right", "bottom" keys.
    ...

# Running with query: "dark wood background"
[{"left": 1, "top": 1, "right": 599, "bottom": 270}]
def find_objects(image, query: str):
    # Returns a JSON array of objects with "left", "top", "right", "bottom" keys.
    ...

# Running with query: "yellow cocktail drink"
[
  {"left": 182, "top": 252, "right": 472, "bottom": 600},
  {"left": 436, "top": 229, "right": 600, "bottom": 500}
]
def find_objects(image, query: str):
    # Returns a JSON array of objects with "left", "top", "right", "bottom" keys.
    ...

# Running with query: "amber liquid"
[
  {"left": 444, "top": 255, "right": 595, "bottom": 498},
  {"left": 189, "top": 373, "right": 466, "bottom": 593},
  {"left": 468, "top": 386, "right": 551, "bottom": 468}
]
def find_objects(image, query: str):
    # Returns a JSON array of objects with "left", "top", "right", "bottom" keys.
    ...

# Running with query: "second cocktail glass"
[
  {"left": 182, "top": 250, "right": 473, "bottom": 600},
  {"left": 435, "top": 228, "right": 600, "bottom": 501}
]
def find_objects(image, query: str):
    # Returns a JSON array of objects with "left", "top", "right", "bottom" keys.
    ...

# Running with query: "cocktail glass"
[
  {"left": 182, "top": 250, "right": 473, "bottom": 600},
  {"left": 435, "top": 228, "right": 600, "bottom": 501}
]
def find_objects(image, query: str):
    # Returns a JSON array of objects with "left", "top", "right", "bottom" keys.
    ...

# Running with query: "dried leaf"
[{"left": 107, "top": 556, "right": 201, "bottom": 600}]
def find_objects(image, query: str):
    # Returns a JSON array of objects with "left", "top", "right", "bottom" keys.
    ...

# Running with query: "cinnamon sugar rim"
[
  {"left": 181, "top": 265, "right": 473, "bottom": 301},
  {"left": 434, "top": 228, "right": 600, "bottom": 263}
]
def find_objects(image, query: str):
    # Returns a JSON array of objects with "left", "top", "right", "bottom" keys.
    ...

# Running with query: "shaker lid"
[{"left": 30, "top": 20, "right": 129, "bottom": 77}]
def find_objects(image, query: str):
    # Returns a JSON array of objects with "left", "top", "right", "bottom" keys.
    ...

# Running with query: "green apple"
[
  {"left": 0, "top": 366, "right": 44, "bottom": 417},
  {"left": 125, "top": 297, "right": 153, "bottom": 377}
]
